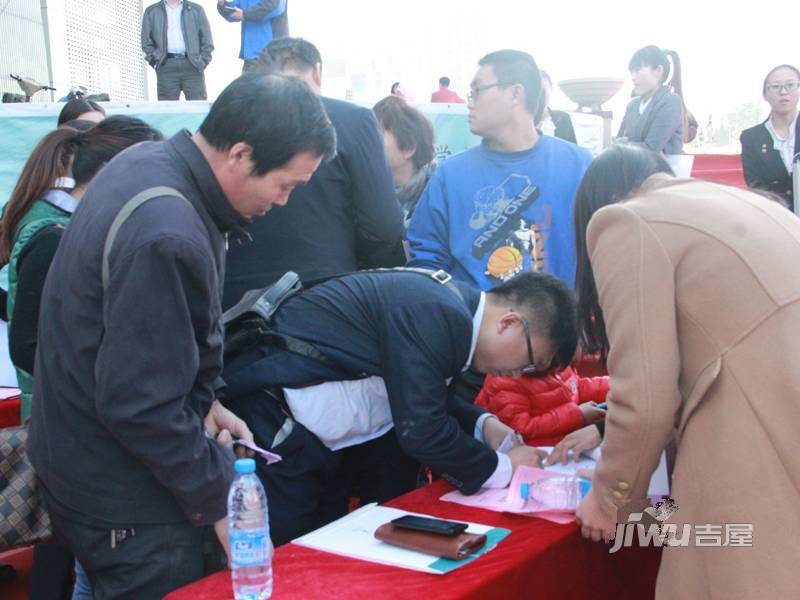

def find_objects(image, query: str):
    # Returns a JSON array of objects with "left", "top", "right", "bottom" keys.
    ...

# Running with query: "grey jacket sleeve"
[
  {"left": 141, "top": 8, "right": 156, "bottom": 65},
  {"left": 242, "top": 0, "right": 282, "bottom": 21},
  {"left": 197, "top": 6, "right": 214, "bottom": 67},
  {"left": 635, "top": 93, "right": 684, "bottom": 153},
  {"left": 94, "top": 235, "right": 234, "bottom": 525}
]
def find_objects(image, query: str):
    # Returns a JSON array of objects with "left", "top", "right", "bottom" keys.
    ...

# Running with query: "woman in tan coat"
[{"left": 572, "top": 144, "right": 800, "bottom": 599}]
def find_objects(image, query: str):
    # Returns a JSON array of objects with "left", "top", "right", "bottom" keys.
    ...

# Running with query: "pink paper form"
[{"left": 440, "top": 466, "right": 576, "bottom": 524}]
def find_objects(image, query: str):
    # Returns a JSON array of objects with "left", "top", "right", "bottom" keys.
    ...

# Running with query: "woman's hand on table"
[
  {"left": 545, "top": 425, "right": 602, "bottom": 465},
  {"left": 576, "top": 487, "right": 617, "bottom": 543}
]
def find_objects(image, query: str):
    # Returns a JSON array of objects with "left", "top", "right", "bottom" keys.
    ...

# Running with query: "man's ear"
[
  {"left": 510, "top": 82, "right": 525, "bottom": 108},
  {"left": 497, "top": 311, "right": 523, "bottom": 333},
  {"left": 312, "top": 63, "right": 322, "bottom": 90},
  {"left": 402, "top": 144, "right": 417, "bottom": 162},
  {"left": 227, "top": 142, "right": 254, "bottom": 172}
]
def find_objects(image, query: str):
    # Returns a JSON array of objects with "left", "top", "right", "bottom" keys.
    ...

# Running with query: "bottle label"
[{"left": 230, "top": 530, "right": 269, "bottom": 567}]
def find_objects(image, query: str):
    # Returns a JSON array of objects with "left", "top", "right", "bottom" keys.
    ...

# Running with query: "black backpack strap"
[
  {"left": 304, "top": 267, "right": 465, "bottom": 303},
  {"left": 222, "top": 271, "right": 302, "bottom": 326},
  {"left": 223, "top": 267, "right": 462, "bottom": 370}
]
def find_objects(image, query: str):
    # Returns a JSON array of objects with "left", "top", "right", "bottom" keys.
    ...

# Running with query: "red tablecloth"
[
  {"left": 167, "top": 481, "right": 661, "bottom": 600},
  {"left": 0, "top": 396, "right": 21, "bottom": 428},
  {"left": 690, "top": 154, "right": 746, "bottom": 188}
]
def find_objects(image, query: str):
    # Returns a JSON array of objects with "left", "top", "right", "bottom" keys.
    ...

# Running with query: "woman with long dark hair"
[
  {"left": 740, "top": 64, "right": 800, "bottom": 210},
  {"left": 571, "top": 144, "right": 799, "bottom": 598},
  {"left": 617, "top": 45, "right": 686, "bottom": 155}
]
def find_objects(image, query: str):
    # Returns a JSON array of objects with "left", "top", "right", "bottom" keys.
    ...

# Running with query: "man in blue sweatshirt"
[
  {"left": 217, "top": 0, "right": 289, "bottom": 72},
  {"left": 407, "top": 49, "right": 593, "bottom": 291}
]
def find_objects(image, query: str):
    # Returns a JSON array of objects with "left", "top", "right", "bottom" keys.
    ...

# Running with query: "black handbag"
[{"left": 0, "top": 424, "right": 52, "bottom": 550}]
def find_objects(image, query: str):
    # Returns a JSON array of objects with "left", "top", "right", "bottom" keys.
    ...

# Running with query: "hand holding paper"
[{"left": 233, "top": 438, "right": 282, "bottom": 464}]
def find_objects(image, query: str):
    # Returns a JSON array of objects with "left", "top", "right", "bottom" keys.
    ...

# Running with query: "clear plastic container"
[
  {"left": 229, "top": 458, "right": 272, "bottom": 600},
  {"left": 522, "top": 476, "right": 592, "bottom": 511}
]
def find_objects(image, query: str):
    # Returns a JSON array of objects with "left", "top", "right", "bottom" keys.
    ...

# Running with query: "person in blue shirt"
[
  {"left": 216, "top": 0, "right": 288, "bottom": 72},
  {"left": 407, "top": 49, "right": 593, "bottom": 291}
]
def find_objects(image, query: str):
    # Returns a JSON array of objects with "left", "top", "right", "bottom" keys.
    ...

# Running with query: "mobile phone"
[
  {"left": 596, "top": 402, "right": 608, "bottom": 410},
  {"left": 220, "top": 1, "right": 236, "bottom": 16},
  {"left": 390, "top": 515, "right": 468, "bottom": 536}
]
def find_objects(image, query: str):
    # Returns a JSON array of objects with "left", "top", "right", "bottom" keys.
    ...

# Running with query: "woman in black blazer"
[{"left": 740, "top": 64, "right": 800, "bottom": 210}]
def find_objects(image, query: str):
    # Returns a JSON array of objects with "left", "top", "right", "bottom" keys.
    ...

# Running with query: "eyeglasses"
[
  {"left": 765, "top": 81, "right": 800, "bottom": 94},
  {"left": 468, "top": 82, "right": 506, "bottom": 101},
  {"left": 520, "top": 317, "right": 549, "bottom": 375}
]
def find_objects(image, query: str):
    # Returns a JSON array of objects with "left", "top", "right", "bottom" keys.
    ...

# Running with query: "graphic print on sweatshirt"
[{"left": 470, "top": 174, "right": 552, "bottom": 282}]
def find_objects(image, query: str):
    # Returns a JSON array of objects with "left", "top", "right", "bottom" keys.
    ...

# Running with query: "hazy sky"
[{"left": 188, "top": 0, "right": 798, "bottom": 126}]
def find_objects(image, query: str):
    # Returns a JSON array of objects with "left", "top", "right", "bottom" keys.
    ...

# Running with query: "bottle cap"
[{"left": 234, "top": 458, "right": 256, "bottom": 474}]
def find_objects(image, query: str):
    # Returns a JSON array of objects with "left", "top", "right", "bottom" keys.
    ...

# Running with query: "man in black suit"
[
  {"left": 223, "top": 37, "right": 406, "bottom": 310},
  {"left": 222, "top": 269, "right": 577, "bottom": 543}
]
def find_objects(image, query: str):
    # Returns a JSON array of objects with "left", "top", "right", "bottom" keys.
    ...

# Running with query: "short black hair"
[
  {"left": 264, "top": 37, "right": 322, "bottom": 75},
  {"left": 198, "top": 74, "right": 336, "bottom": 176},
  {"left": 373, "top": 95, "right": 435, "bottom": 170},
  {"left": 439, "top": 76, "right": 450, "bottom": 87},
  {"left": 488, "top": 271, "right": 577, "bottom": 369},
  {"left": 57, "top": 98, "right": 105, "bottom": 126},
  {"left": 478, "top": 50, "right": 543, "bottom": 116}
]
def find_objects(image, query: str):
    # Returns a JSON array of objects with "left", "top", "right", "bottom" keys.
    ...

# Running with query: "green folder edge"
[{"left": 428, "top": 527, "right": 512, "bottom": 574}]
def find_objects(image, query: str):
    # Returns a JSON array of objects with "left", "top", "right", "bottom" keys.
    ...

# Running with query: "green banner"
[{"left": 0, "top": 101, "right": 480, "bottom": 207}]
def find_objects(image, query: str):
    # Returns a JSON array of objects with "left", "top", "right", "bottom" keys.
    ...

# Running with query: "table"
[
  {"left": 690, "top": 154, "right": 746, "bottom": 188},
  {"left": 0, "top": 396, "right": 21, "bottom": 428},
  {"left": 167, "top": 480, "right": 661, "bottom": 600}
]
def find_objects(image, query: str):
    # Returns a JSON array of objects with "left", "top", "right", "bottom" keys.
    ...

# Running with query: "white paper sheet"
[{"left": 292, "top": 503, "right": 503, "bottom": 575}]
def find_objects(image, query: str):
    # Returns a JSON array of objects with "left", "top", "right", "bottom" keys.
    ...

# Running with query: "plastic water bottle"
[
  {"left": 522, "top": 476, "right": 592, "bottom": 511},
  {"left": 229, "top": 458, "right": 272, "bottom": 600}
]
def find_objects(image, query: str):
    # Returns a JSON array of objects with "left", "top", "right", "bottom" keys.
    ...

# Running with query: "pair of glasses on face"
[
  {"left": 520, "top": 317, "right": 554, "bottom": 375},
  {"left": 766, "top": 81, "right": 800, "bottom": 94},
  {"left": 467, "top": 82, "right": 508, "bottom": 101}
]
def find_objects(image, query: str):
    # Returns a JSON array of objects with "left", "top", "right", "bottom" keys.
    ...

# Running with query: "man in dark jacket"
[
  {"left": 223, "top": 37, "right": 405, "bottom": 309},
  {"left": 28, "top": 75, "right": 336, "bottom": 599},
  {"left": 222, "top": 270, "right": 577, "bottom": 543},
  {"left": 142, "top": 0, "right": 214, "bottom": 100}
]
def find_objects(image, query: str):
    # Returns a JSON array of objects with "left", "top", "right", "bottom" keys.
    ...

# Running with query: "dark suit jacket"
[
  {"left": 551, "top": 109, "right": 577, "bottom": 144},
  {"left": 223, "top": 97, "right": 405, "bottom": 310},
  {"left": 223, "top": 271, "right": 497, "bottom": 494},
  {"left": 740, "top": 117, "right": 799, "bottom": 210}
]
